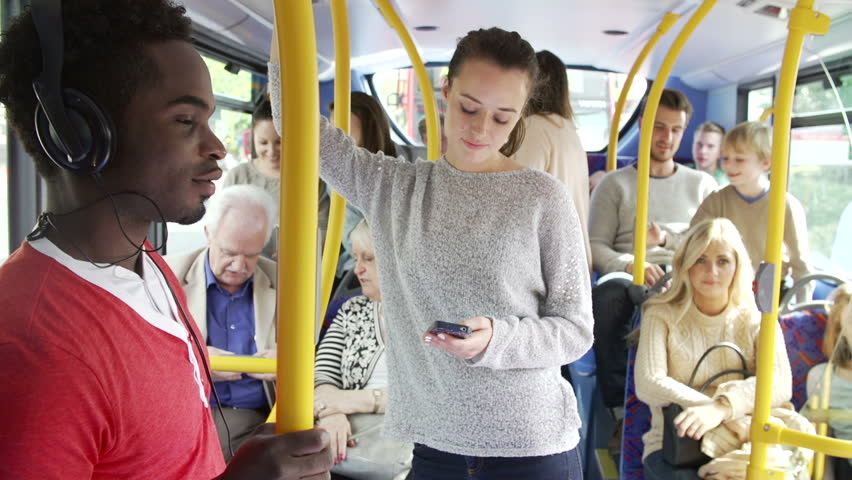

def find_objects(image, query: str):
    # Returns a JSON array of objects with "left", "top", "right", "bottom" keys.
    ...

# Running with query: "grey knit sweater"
[{"left": 269, "top": 63, "right": 593, "bottom": 457}]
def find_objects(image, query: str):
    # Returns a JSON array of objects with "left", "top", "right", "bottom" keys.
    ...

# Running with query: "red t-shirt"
[{"left": 0, "top": 242, "right": 225, "bottom": 479}]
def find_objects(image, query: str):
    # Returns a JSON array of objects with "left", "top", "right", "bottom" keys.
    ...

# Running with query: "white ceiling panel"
[{"left": 178, "top": 0, "right": 852, "bottom": 89}]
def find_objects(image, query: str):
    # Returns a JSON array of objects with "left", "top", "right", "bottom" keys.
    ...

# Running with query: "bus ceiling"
[{"left": 180, "top": 0, "right": 852, "bottom": 90}]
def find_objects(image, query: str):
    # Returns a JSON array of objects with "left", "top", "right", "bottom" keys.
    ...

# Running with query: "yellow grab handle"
[
  {"left": 210, "top": 355, "right": 277, "bottom": 374},
  {"left": 374, "top": 0, "right": 441, "bottom": 161},
  {"left": 271, "top": 0, "right": 320, "bottom": 433},
  {"left": 607, "top": 13, "right": 680, "bottom": 172},
  {"left": 319, "top": 0, "right": 352, "bottom": 324},
  {"left": 632, "top": 0, "right": 717, "bottom": 286},
  {"left": 748, "top": 2, "right": 833, "bottom": 477}
]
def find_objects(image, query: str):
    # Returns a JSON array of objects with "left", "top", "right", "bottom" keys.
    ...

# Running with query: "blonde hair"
[
  {"left": 350, "top": 219, "right": 374, "bottom": 254},
  {"left": 697, "top": 121, "right": 725, "bottom": 136},
  {"left": 644, "top": 218, "right": 756, "bottom": 323},
  {"left": 823, "top": 283, "right": 852, "bottom": 368},
  {"left": 723, "top": 121, "right": 772, "bottom": 162}
]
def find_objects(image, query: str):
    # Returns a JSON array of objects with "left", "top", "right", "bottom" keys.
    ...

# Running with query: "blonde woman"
[{"left": 635, "top": 218, "right": 792, "bottom": 479}]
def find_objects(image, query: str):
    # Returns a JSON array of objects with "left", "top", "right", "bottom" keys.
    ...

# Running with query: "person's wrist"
[
  {"left": 315, "top": 402, "right": 328, "bottom": 420},
  {"left": 714, "top": 397, "right": 733, "bottom": 421},
  {"left": 371, "top": 389, "right": 382, "bottom": 413}
]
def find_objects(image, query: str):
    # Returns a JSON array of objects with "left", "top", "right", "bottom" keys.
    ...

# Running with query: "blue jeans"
[
  {"left": 643, "top": 450, "right": 700, "bottom": 480},
  {"left": 411, "top": 443, "right": 582, "bottom": 480}
]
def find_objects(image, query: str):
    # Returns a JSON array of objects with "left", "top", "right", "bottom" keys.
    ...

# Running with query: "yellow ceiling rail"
[
  {"left": 374, "top": 0, "right": 441, "bottom": 160},
  {"left": 606, "top": 12, "right": 680, "bottom": 172},
  {"left": 271, "top": 0, "right": 320, "bottom": 433},
  {"left": 210, "top": 355, "right": 277, "bottom": 374},
  {"left": 319, "top": 0, "right": 352, "bottom": 324},
  {"left": 631, "top": 0, "right": 717, "bottom": 287},
  {"left": 747, "top": 3, "right": 844, "bottom": 478}
]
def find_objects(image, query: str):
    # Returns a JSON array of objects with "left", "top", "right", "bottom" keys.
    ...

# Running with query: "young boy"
[{"left": 657, "top": 121, "right": 812, "bottom": 292}]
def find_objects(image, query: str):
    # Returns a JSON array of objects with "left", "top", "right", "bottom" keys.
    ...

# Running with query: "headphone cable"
[
  {"left": 26, "top": 183, "right": 236, "bottom": 459},
  {"left": 26, "top": 183, "right": 170, "bottom": 268},
  {"left": 148, "top": 251, "right": 236, "bottom": 460}
]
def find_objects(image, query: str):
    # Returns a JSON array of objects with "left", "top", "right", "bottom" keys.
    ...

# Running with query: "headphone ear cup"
[{"left": 34, "top": 88, "right": 115, "bottom": 174}]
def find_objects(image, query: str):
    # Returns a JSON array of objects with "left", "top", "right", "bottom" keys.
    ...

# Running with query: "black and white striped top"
[{"left": 315, "top": 295, "right": 384, "bottom": 390}]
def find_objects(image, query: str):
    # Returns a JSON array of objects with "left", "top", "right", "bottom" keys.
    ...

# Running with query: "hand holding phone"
[
  {"left": 427, "top": 321, "right": 472, "bottom": 339},
  {"left": 424, "top": 317, "right": 493, "bottom": 360}
]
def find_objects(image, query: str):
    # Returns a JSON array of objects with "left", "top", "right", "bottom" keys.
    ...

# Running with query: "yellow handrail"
[
  {"left": 374, "top": 0, "right": 441, "bottom": 161},
  {"left": 271, "top": 0, "right": 320, "bottom": 433},
  {"left": 210, "top": 355, "right": 277, "bottom": 374},
  {"left": 748, "top": 2, "right": 837, "bottom": 477},
  {"left": 631, "top": 0, "right": 717, "bottom": 287},
  {"left": 811, "top": 363, "right": 834, "bottom": 480},
  {"left": 760, "top": 106, "right": 775, "bottom": 123},
  {"left": 606, "top": 13, "right": 680, "bottom": 172},
  {"left": 319, "top": 0, "right": 352, "bottom": 324}
]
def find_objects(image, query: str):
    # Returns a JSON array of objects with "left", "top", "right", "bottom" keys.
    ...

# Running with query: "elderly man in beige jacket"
[{"left": 166, "top": 184, "right": 278, "bottom": 462}]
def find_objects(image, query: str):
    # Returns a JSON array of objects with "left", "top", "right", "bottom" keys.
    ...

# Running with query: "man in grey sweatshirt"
[{"left": 588, "top": 88, "right": 716, "bottom": 410}]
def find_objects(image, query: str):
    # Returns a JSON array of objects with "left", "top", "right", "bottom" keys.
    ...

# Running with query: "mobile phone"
[{"left": 427, "top": 321, "right": 472, "bottom": 339}]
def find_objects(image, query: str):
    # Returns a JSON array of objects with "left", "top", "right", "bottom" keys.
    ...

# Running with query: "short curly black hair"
[{"left": 0, "top": 0, "right": 192, "bottom": 179}]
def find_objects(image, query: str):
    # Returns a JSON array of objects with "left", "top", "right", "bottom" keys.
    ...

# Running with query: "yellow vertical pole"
[
  {"left": 272, "top": 0, "right": 320, "bottom": 433},
  {"left": 374, "top": 0, "right": 441, "bottom": 161},
  {"left": 632, "top": 0, "right": 717, "bottom": 287},
  {"left": 748, "top": 2, "right": 830, "bottom": 477},
  {"left": 319, "top": 0, "right": 352, "bottom": 322},
  {"left": 811, "top": 363, "right": 834, "bottom": 480},
  {"left": 607, "top": 13, "right": 680, "bottom": 172}
]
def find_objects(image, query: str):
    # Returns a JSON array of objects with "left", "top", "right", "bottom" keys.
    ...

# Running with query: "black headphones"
[{"left": 31, "top": 0, "right": 115, "bottom": 174}]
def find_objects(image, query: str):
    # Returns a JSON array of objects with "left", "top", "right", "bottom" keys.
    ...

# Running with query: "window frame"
[
  {"left": 738, "top": 55, "right": 852, "bottom": 272},
  {"left": 737, "top": 77, "right": 776, "bottom": 123},
  {"left": 789, "top": 58, "right": 852, "bottom": 129}
]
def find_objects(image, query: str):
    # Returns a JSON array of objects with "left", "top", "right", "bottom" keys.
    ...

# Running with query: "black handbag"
[{"left": 662, "top": 342, "right": 753, "bottom": 468}]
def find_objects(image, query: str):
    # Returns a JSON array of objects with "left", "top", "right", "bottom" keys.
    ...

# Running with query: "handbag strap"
[
  {"left": 687, "top": 342, "right": 748, "bottom": 388},
  {"left": 697, "top": 368, "right": 752, "bottom": 394}
]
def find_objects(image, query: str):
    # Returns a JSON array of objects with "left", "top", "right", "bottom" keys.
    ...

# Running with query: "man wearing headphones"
[{"left": 0, "top": 1, "right": 332, "bottom": 479}]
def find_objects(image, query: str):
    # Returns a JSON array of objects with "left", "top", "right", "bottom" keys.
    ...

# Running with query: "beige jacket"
[{"left": 165, "top": 247, "right": 278, "bottom": 352}]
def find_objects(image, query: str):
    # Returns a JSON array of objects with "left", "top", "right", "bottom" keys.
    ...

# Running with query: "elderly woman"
[{"left": 313, "top": 219, "right": 408, "bottom": 476}]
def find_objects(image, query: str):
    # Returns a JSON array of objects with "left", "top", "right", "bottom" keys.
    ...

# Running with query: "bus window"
[
  {"left": 371, "top": 66, "right": 448, "bottom": 144},
  {"left": 789, "top": 124, "right": 852, "bottom": 273},
  {"left": 201, "top": 56, "right": 257, "bottom": 103},
  {"left": 0, "top": 103, "right": 8, "bottom": 262},
  {"left": 165, "top": 55, "right": 256, "bottom": 255},
  {"left": 793, "top": 71, "right": 852, "bottom": 118},
  {"left": 746, "top": 85, "right": 773, "bottom": 121},
  {"left": 371, "top": 66, "right": 647, "bottom": 152},
  {"left": 568, "top": 69, "right": 646, "bottom": 152},
  {"left": 788, "top": 68, "right": 852, "bottom": 273}
]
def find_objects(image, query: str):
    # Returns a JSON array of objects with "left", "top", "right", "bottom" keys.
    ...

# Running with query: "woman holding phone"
[{"left": 270, "top": 26, "right": 592, "bottom": 479}]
